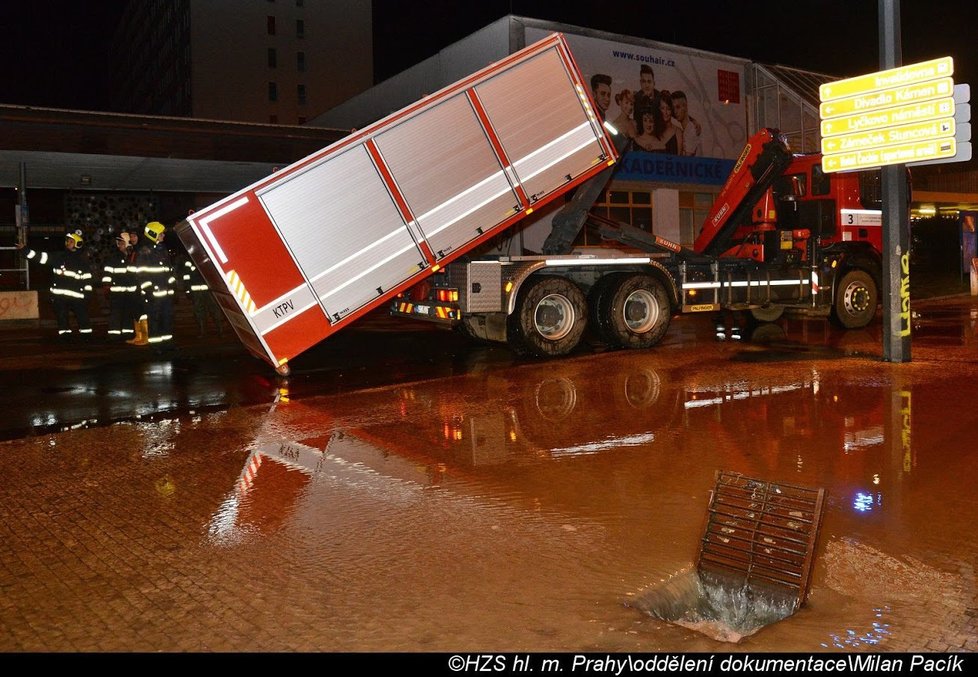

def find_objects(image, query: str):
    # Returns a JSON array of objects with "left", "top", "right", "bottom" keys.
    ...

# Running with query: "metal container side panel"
[
  {"left": 262, "top": 304, "right": 334, "bottom": 364},
  {"left": 474, "top": 48, "right": 607, "bottom": 202},
  {"left": 189, "top": 197, "right": 313, "bottom": 311},
  {"left": 174, "top": 220, "right": 277, "bottom": 365},
  {"left": 373, "top": 93, "right": 521, "bottom": 260},
  {"left": 257, "top": 145, "right": 426, "bottom": 322},
  {"left": 183, "top": 197, "right": 334, "bottom": 366}
]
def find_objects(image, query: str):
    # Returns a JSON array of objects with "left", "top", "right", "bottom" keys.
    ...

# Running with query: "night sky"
[{"left": 2, "top": 0, "right": 975, "bottom": 113}]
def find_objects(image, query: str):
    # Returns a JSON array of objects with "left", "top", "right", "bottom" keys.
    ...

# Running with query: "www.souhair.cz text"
[{"left": 571, "top": 653, "right": 964, "bottom": 673}]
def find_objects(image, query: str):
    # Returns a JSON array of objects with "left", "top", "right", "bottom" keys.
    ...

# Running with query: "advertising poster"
[
  {"left": 962, "top": 211, "right": 977, "bottom": 277},
  {"left": 527, "top": 27, "right": 747, "bottom": 185}
]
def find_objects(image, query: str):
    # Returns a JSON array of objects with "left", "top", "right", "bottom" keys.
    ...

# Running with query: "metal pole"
[
  {"left": 879, "top": 0, "right": 911, "bottom": 362},
  {"left": 17, "top": 162, "right": 31, "bottom": 290}
]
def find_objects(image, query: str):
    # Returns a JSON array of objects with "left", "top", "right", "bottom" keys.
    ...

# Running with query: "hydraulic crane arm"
[{"left": 693, "top": 128, "right": 793, "bottom": 257}]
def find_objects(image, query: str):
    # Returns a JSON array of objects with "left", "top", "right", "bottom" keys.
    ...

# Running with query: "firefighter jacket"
[
  {"left": 133, "top": 243, "right": 176, "bottom": 300},
  {"left": 181, "top": 258, "right": 209, "bottom": 293},
  {"left": 25, "top": 247, "right": 94, "bottom": 300},
  {"left": 101, "top": 249, "right": 137, "bottom": 295}
]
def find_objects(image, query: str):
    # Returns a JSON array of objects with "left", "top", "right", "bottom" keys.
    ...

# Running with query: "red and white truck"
[
  {"left": 176, "top": 33, "right": 616, "bottom": 374},
  {"left": 176, "top": 33, "right": 890, "bottom": 375}
]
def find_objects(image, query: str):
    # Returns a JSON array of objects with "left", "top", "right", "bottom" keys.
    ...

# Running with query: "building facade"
[{"left": 110, "top": 0, "right": 373, "bottom": 124}]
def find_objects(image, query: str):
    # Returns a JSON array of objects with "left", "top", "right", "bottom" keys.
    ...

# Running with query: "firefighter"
[
  {"left": 18, "top": 230, "right": 95, "bottom": 341},
  {"left": 181, "top": 254, "right": 223, "bottom": 337},
  {"left": 135, "top": 221, "right": 176, "bottom": 350},
  {"left": 101, "top": 232, "right": 138, "bottom": 342}
]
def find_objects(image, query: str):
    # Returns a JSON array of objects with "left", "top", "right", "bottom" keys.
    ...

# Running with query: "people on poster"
[
  {"left": 590, "top": 73, "right": 612, "bottom": 121},
  {"left": 633, "top": 65, "right": 660, "bottom": 131},
  {"left": 655, "top": 91, "right": 683, "bottom": 156},
  {"left": 633, "top": 106, "right": 665, "bottom": 152},
  {"left": 671, "top": 90, "right": 702, "bottom": 156},
  {"left": 612, "top": 89, "right": 637, "bottom": 139},
  {"left": 595, "top": 68, "right": 705, "bottom": 156}
]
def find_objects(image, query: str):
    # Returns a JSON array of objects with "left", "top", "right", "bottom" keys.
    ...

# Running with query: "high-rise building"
[{"left": 110, "top": 0, "right": 372, "bottom": 124}]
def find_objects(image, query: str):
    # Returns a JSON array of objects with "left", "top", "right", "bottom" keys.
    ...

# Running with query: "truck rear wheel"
[
  {"left": 509, "top": 276, "right": 587, "bottom": 357},
  {"left": 598, "top": 274, "right": 671, "bottom": 349},
  {"left": 832, "top": 269, "right": 878, "bottom": 329}
]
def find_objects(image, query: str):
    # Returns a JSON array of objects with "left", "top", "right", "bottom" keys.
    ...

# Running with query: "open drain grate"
[
  {"left": 627, "top": 471, "right": 826, "bottom": 642},
  {"left": 697, "top": 470, "right": 825, "bottom": 611}
]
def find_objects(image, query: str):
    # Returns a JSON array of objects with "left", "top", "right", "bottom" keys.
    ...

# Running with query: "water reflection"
[{"left": 213, "top": 354, "right": 923, "bottom": 545}]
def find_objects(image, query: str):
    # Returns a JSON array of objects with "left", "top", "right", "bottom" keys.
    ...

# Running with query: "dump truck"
[{"left": 176, "top": 33, "right": 889, "bottom": 375}]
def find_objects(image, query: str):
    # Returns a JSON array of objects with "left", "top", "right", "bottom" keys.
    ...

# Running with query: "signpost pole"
[{"left": 879, "top": 0, "right": 912, "bottom": 362}]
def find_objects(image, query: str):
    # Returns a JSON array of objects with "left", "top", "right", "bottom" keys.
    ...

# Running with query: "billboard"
[{"left": 527, "top": 27, "right": 747, "bottom": 185}]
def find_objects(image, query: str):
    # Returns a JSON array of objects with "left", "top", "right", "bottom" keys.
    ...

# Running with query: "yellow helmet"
[
  {"left": 66, "top": 230, "right": 84, "bottom": 247},
  {"left": 145, "top": 221, "right": 166, "bottom": 244}
]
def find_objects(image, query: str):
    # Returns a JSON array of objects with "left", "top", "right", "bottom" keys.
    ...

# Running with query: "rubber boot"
[
  {"left": 124, "top": 320, "right": 140, "bottom": 344},
  {"left": 127, "top": 318, "right": 149, "bottom": 346}
]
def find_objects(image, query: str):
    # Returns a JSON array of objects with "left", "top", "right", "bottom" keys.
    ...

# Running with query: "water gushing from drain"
[
  {"left": 628, "top": 471, "right": 825, "bottom": 643},
  {"left": 628, "top": 569, "right": 797, "bottom": 643}
]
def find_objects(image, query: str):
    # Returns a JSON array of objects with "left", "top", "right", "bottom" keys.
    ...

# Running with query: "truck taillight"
[{"left": 436, "top": 289, "right": 458, "bottom": 303}]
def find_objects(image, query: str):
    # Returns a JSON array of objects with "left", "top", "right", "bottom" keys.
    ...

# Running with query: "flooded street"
[{"left": 1, "top": 298, "right": 977, "bottom": 652}]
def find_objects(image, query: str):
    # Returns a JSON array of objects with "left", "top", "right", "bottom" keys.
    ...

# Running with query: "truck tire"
[
  {"left": 832, "top": 269, "right": 878, "bottom": 329},
  {"left": 586, "top": 274, "right": 624, "bottom": 346},
  {"left": 508, "top": 276, "right": 587, "bottom": 357},
  {"left": 750, "top": 305, "right": 785, "bottom": 323},
  {"left": 598, "top": 274, "right": 671, "bottom": 349}
]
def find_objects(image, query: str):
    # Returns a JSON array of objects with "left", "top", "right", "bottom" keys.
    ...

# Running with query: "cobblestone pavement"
[{"left": 0, "top": 295, "right": 976, "bottom": 653}]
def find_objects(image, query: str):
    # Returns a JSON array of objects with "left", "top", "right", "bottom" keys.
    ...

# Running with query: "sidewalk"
[{"left": 0, "top": 296, "right": 246, "bottom": 372}]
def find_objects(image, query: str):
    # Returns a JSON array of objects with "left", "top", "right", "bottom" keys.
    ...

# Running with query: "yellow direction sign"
[
  {"left": 821, "top": 118, "right": 955, "bottom": 154},
  {"left": 820, "top": 77, "right": 954, "bottom": 119},
  {"left": 821, "top": 98, "right": 955, "bottom": 138},
  {"left": 819, "top": 56, "right": 953, "bottom": 102},
  {"left": 822, "top": 138, "right": 957, "bottom": 173}
]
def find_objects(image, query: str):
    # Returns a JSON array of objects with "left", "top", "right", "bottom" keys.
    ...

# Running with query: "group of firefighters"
[{"left": 19, "top": 220, "right": 223, "bottom": 349}]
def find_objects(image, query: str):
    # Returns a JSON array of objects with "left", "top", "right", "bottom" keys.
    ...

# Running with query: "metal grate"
[{"left": 697, "top": 470, "right": 825, "bottom": 610}]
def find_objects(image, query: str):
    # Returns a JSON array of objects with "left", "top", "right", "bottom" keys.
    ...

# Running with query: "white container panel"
[
  {"left": 374, "top": 94, "right": 520, "bottom": 259},
  {"left": 315, "top": 244, "right": 426, "bottom": 321},
  {"left": 474, "top": 48, "right": 606, "bottom": 203},
  {"left": 511, "top": 123, "right": 605, "bottom": 202},
  {"left": 258, "top": 145, "right": 424, "bottom": 320}
]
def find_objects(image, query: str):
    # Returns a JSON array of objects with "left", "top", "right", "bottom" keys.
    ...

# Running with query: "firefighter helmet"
[
  {"left": 145, "top": 221, "right": 166, "bottom": 244},
  {"left": 65, "top": 230, "right": 84, "bottom": 247}
]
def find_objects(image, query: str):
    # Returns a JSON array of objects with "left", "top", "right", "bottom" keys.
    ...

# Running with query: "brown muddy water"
[{"left": 1, "top": 299, "right": 976, "bottom": 652}]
